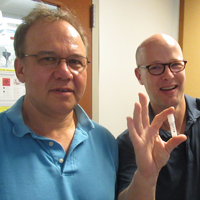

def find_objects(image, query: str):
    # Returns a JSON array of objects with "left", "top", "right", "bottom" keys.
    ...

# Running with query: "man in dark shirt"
[{"left": 117, "top": 33, "right": 200, "bottom": 200}]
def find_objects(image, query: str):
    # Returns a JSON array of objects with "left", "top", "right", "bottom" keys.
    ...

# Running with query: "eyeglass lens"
[
  {"left": 148, "top": 60, "right": 186, "bottom": 75},
  {"left": 36, "top": 51, "right": 87, "bottom": 72}
]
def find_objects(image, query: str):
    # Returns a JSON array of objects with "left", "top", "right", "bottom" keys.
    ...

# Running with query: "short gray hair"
[{"left": 14, "top": 4, "right": 88, "bottom": 58}]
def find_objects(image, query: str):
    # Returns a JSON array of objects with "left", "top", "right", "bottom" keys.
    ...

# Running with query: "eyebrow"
[{"left": 39, "top": 51, "right": 86, "bottom": 57}]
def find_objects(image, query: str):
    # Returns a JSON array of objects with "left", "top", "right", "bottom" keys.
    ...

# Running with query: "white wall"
[{"left": 92, "top": 0, "right": 180, "bottom": 137}]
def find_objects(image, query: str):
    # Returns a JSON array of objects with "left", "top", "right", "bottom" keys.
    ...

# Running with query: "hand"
[{"left": 127, "top": 93, "right": 187, "bottom": 179}]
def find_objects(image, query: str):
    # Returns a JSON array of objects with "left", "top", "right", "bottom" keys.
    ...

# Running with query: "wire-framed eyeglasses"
[
  {"left": 138, "top": 60, "right": 187, "bottom": 75},
  {"left": 22, "top": 51, "right": 90, "bottom": 73}
]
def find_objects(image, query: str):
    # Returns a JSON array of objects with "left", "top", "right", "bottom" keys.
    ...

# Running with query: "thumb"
[{"left": 165, "top": 135, "right": 187, "bottom": 154}]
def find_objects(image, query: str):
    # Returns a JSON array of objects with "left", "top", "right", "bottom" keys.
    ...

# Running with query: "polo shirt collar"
[
  {"left": 6, "top": 96, "right": 95, "bottom": 137},
  {"left": 6, "top": 96, "right": 31, "bottom": 137},
  {"left": 74, "top": 104, "right": 95, "bottom": 133}
]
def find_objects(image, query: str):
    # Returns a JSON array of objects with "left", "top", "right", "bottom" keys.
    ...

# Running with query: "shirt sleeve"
[{"left": 116, "top": 129, "right": 138, "bottom": 195}]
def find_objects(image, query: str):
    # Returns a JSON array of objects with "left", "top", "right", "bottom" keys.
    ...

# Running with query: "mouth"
[
  {"left": 160, "top": 85, "right": 177, "bottom": 91},
  {"left": 51, "top": 88, "right": 73, "bottom": 93},
  {"left": 55, "top": 89, "right": 71, "bottom": 92}
]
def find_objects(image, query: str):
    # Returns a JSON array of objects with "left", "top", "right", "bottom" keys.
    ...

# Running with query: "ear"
[
  {"left": 14, "top": 58, "right": 25, "bottom": 83},
  {"left": 135, "top": 68, "right": 144, "bottom": 85}
]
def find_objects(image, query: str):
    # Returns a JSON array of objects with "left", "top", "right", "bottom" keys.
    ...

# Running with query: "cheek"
[
  {"left": 140, "top": 71, "right": 151, "bottom": 85},
  {"left": 24, "top": 67, "right": 49, "bottom": 91},
  {"left": 72, "top": 72, "right": 87, "bottom": 88},
  {"left": 75, "top": 72, "right": 87, "bottom": 95},
  {"left": 180, "top": 72, "right": 186, "bottom": 83},
  {"left": 176, "top": 71, "right": 185, "bottom": 87},
  {"left": 142, "top": 74, "right": 155, "bottom": 88},
  {"left": 180, "top": 75, "right": 186, "bottom": 92},
  {"left": 143, "top": 77, "right": 158, "bottom": 96},
  {"left": 145, "top": 81, "right": 154, "bottom": 92},
  {"left": 81, "top": 73, "right": 87, "bottom": 91}
]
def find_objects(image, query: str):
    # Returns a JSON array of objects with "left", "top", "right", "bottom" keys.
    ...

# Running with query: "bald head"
[
  {"left": 135, "top": 33, "right": 183, "bottom": 67},
  {"left": 134, "top": 33, "right": 186, "bottom": 113}
]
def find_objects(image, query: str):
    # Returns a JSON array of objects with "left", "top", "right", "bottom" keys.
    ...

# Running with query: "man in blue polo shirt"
[
  {"left": 0, "top": 5, "right": 118, "bottom": 200},
  {"left": 0, "top": 6, "right": 186, "bottom": 200},
  {"left": 117, "top": 33, "right": 200, "bottom": 200}
]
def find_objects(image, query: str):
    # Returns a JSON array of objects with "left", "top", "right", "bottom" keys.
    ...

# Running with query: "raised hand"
[{"left": 127, "top": 92, "right": 187, "bottom": 179}]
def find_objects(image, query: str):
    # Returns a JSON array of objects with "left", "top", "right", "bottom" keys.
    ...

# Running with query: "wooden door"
[
  {"left": 41, "top": 0, "right": 93, "bottom": 118},
  {"left": 179, "top": 0, "right": 200, "bottom": 98}
]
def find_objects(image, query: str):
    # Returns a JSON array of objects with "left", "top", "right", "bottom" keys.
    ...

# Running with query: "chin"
[{"left": 166, "top": 99, "right": 180, "bottom": 109}]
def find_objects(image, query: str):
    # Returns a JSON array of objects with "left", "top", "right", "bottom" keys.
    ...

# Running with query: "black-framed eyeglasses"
[
  {"left": 138, "top": 60, "right": 187, "bottom": 75},
  {"left": 22, "top": 51, "right": 90, "bottom": 73}
]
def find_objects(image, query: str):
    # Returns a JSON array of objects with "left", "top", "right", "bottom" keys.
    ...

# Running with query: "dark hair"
[{"left": 14, "top": 4, "right": 88, "bottom": 58}]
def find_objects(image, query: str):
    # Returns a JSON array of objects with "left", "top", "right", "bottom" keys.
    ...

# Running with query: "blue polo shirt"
[{"left": 0, "top": 96, "right": 118, "bottom": 200}]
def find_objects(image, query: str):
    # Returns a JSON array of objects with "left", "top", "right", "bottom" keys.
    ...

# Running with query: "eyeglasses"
[
  {"left": 138, "top": 60, "right": 187, "bottom": 75},
  {"left": 22, "top": 51, "right": 90, "bottom": 73}
]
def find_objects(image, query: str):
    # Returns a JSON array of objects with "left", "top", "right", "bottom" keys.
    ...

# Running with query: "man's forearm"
[{"left": 118, "top": 170, "right": 158, "bottom": 200}]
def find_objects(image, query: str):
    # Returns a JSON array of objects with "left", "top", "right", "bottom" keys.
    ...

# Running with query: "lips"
[
  {"left": 55, "top": 89, "right": 71, "bottom": 92},
  {"left": 51, "top": 87, "right": 73, "bottom": 92},
  {"left": 160, "top": 85, "right": 177, "bottom": 91}
]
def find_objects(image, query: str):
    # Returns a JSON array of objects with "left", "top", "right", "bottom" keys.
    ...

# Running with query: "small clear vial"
[{"left": 167, "top": 114, "right": 177, "bottom": 137}]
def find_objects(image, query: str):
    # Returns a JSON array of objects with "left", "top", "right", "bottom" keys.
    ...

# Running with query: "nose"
[
  {"left": 162, "top": 64, "right": 174, "bottom": 79},
  {"left": 53, "top": 59, "right": 73, "bottom": 80}
]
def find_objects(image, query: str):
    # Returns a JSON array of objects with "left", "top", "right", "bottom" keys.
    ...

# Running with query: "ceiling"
[{"left": 0, "top": 0, "right": 56, "bottom": 19}]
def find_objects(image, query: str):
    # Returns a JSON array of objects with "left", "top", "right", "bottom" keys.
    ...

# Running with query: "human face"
[
  {"left": 15, "top": 19, "right": 87, "bottom": 116},
  {"left": 135, "top": 37, "right": 186, "bottom": 113}
]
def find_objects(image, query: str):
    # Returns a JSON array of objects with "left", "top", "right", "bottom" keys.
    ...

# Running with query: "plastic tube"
[{"left": 167, "top": 114, "right": 177, "bottom": 137}]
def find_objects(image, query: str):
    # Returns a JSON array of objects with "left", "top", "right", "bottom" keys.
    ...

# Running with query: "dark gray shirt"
[{"left": 117, "top": 95, "right": 200, "bottom": 200}]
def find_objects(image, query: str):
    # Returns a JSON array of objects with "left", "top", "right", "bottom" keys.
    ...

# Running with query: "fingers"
[
  {"left": 151, "top": 107, "right": 174, "bottom": 130},
  {"left": 138, "top": 93, "right": 149, "bottom": 127},
  {"left": 127, "top": 103, "right": 142, "bottom": 146},
  {"left": 127, "top": 101, "right": 145, "bottom": 146},
  {"left": 127, "top": 116, "right": 138, "bottom": 147},
  {"left": 165, "top": 135, "right": 187, "bottom": 154},
  {"left": 133, "top": 102, "right": 143, "bottom": 136},
  {"left": 128, "top": 93, "right": 152, "bottom": 141},
  {"left": 136, "top": 92, "right": 174, "bottom": 132}
]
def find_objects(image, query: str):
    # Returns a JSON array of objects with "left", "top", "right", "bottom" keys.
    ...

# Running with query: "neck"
[
  {"left": 151, "top": 96, "right": 186, "bottom": 135},
  {"left": 22, "top": 100, "right": 77, "bottom": 153}
]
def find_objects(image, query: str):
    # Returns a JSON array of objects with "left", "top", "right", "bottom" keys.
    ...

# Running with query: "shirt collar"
[
  {"left": 148, "top": 95, "right": 200, "bottom": 132},
  {"left": 6, "top": 96, "right": 95, "bottom": 137},
  {"left": 74, "top": 104, "right": 95, "bottom": 133},
  {"left": 185, "top": 94, "right": 200, "bottom": 120},
  {"left": 6, "top": 96, "right": 31, "bottom": 137}
]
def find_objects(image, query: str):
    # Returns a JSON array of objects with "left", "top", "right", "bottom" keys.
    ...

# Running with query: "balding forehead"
[
  {"left": 135, "top": 36, "right": 157, "bottom": 66},
  {"left": 135, "top": 34, "right": 183, "bottom": 66}
]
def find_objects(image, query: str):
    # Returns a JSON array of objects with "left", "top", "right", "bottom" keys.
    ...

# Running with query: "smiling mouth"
[{"left": 160, "top": 85, "right": 177, "bottom": 91}]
